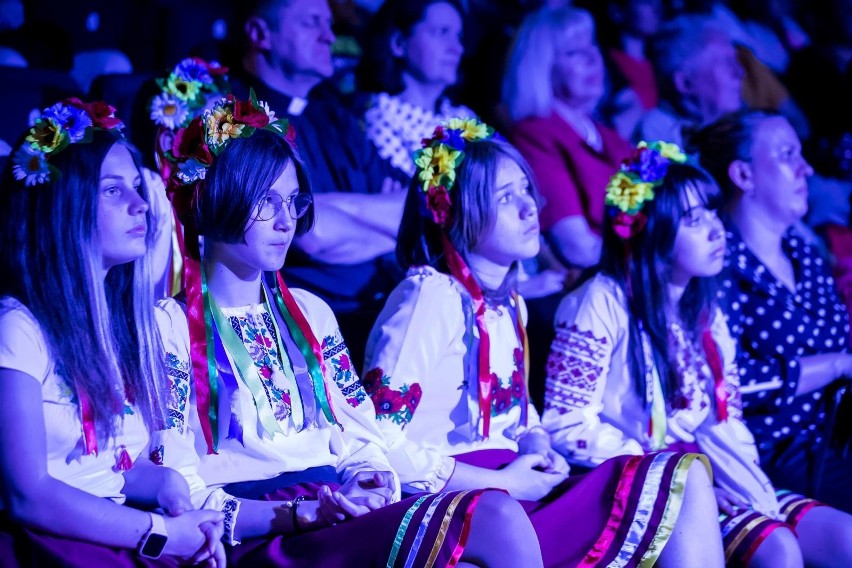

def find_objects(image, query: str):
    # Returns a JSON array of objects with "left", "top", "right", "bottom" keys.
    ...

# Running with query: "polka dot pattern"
[
  {"left": 719, "top": 227, "right": 850, "bottom": 456},
  {"left": 364, "top": 92, "right": 475, "bottom": 178}
]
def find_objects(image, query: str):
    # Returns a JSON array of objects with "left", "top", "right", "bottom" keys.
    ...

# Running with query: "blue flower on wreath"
[
  {"left": 41, "top": 103, "right": 92, "bottom": 143},
  {"left": 174, "top": 58, "right": 213, "bottom": 84},
  {"left": 11, "top": 144, "right": 51, "bottom": 186}
]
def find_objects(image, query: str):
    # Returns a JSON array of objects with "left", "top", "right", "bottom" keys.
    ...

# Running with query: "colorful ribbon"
[
  {"left": 441, "top": 234, "right": 529, "bottom": 439},
  {"left": 271, "top": 272, "right": 340, "bottom": 430},
  {"left": 702, "top": 328, "right": 729, "bottom": 422},
  {"left": 78, "top": 386, "right": 98, "bottom": 455}
]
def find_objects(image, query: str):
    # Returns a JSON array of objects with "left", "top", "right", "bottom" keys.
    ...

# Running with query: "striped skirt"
[
  {"left": 720, "top": 490, "right": 821, "bottom": 566},
  {"left": 455, "top": 449, "right": 704, "bottom": 568}
]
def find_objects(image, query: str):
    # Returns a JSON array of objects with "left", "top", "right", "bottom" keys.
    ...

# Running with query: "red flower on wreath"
[
  {"left": 172, "top": 116, "right": 212, "bottom": 164},
  {"left": 234, "top": 98, "right": 270, "bottom": 128},
  {"left": 66, "top": 98, "right": 124, "bottom": 130}
]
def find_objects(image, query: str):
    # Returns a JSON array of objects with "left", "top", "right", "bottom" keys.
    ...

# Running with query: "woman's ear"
[
  {"left": 728, "top": 159, "right": 754, "bottom": 196},
  {"left": 390, "top": 30, "right": 406, "bottom": 58}
]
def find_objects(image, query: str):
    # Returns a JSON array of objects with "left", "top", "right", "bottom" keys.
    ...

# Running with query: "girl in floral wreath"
[
  {"left": 0, "top": 99, "right": 226, "bottom": 566},
  {"left": 156, "top": 94, "right": 543, "bottom": 567},
  {"left": 542, "top": 141, "right": 852, "bottom": 567},
  {"left": 363, "top": 120, "right": 724, "bottom": 567}
]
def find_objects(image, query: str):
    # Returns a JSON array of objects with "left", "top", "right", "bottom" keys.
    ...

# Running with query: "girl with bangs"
[
  {"left": 0, "top": 100, "right": 224, "bottom": 566},
  {"left": 543, "top": 141, "right": 852, "bottom": 567},
  {"left": 364, "top": 121, "right": 723, "bottom": 567}
]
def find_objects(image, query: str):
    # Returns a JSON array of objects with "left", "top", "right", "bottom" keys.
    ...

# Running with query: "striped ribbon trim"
[
  {"left": 638, "top": 453, "right": 708, "bottom": 567},
  {"left": 422, "top": 491, "right": 470, "bottom": 568},
  {"left": 387, "top": 495, "right": 430, "bottom": 567},
  {"left": 403, "top": 493, "right": 452, "bottom": 568}
]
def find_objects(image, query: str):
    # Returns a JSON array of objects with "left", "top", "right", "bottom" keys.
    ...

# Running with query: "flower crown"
[
  {"left": 11, "top": 99, "right": 124, "bottom": 187},
  {"left": 149, "top": 57, "right": 229, "bottom": 130},
  {"left": 605, "top": 140, "right": 688, "bottom": 239},
  {"left": 414, "top": 118, "right": 497, "bottom": 227},
  {"left": 164, "top": 91, "right": 294, "bottom": 197}
]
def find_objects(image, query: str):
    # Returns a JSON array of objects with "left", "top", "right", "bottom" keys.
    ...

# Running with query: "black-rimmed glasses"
[{"left": 253, "top": 192, "right": 313, "bottom": 222}]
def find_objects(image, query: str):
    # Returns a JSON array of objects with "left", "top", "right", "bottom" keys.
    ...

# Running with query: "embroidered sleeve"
[
  {"left": 541, "top": 279, "right": 643, "bottom": 464},
  {"left": 322, "top": 329, "right": 368, "bottom": 408},
  {"left": 362, "top": 272, "right": 462, "bottom": 493},
  {"left": 151, "top": 299, "right": 214, "bottom": 505},
  {"left": 291, "top": 290, "right": 398, "bottom": 494}
]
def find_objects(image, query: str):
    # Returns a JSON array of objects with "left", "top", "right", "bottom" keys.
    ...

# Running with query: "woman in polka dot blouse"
[{"left": 696, "top": 109, "right": 852, "bottom": 513}]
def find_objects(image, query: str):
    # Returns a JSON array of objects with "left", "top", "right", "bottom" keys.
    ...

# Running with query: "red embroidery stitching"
[{"left": 545, "top": 324, "right": 609, "bottom": 413}]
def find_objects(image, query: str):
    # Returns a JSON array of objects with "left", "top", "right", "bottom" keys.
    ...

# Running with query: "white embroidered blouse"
[
  {"left": 542, "top": 275, "right": 781, "bottom": 517},
  {"left": 363, "top": 267, "right": 541, "bottom": 494},
  {"left": 153, "top": 289, "right": 396, "bottom": 506}
]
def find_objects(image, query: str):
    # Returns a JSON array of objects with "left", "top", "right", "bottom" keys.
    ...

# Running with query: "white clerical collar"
[{"left": 287, "top": 97, "right": 308, "bottom": 116}]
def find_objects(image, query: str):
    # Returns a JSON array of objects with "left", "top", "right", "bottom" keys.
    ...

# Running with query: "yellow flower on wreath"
[
  {"left": 447, "top": 118, "right": 489, "bottom": 141},
  {"left": 605, "top": 171, "right": 655, "bottom": 214},
  {"left": 206, "top": 106, "right": 245, "bottom": 147},
  {"left": 26, "top": 118, "right": 68, "bottom": 154},
  {"left": 415, "top": 144, "right": 462, "bottom": 192},
  {"left": 165, "top": 74, "right": 202, "bottom": 102}
]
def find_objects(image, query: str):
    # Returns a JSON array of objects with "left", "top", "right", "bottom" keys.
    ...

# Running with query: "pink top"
[
  {"left": 609, "top": 49, "right": 659, "bottom": 110},
  {"left": 510, "top": 112, "right": 632, "bottom": 233}
]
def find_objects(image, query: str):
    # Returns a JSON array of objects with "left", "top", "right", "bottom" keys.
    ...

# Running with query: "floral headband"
[
  {"left": 149, "top": 57, "right": 229, "bottom": 131},
  {"left": 11, "top": 99, "right": 124, "bottom": 187},
  {"left": 605, "top": 140, "right": 688, "bottom": 239},
  {"left": 164, "top": 91, "right": 294, "bottom": 200},
  {"left": 414, "top": 118, "right": 497, "bottom": 227}
]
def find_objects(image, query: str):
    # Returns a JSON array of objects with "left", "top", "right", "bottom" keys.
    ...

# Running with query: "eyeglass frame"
[{"left": 252, "top": 191, "right": 314, "bottom": 222}]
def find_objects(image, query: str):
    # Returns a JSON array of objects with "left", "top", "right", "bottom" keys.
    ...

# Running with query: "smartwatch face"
[{"left": 140, "top": 533, "right": 168, "bottom": 558}]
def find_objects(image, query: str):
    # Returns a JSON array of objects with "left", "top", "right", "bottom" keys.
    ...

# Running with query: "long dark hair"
[
  {"left": 357, "top": 0, "right": 466, "bottom": 96},
  {"left": 599, "top": 162, "right": 723, "bottom": 405},
  {"left": 0, "top": 132, "right": 165, "bottom": 439},
  {"left": 397, "top": 137, "right": 538, "bottom": 294}
]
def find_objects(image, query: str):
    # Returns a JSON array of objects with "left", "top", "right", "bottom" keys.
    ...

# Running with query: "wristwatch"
[{"left": 138, "top": 513, "right": 169, "bottom": 559}]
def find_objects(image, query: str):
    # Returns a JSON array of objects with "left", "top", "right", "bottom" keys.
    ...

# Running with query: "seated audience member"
[
  {"left": 358, "top": 0, "right": 474, "bottom": 180},
  {"left": 230, "top": 0, "right": 405, "bottom": 367},
  {"left": 364, "top": 119, "right": 725, "bottom": 568},
  {"left": 0, "top": 100, "right": 225, "bottom": 565},
  {"left": 595, "top": 0, "right": 664, "bottom": 141},
  {"left": 543, "top": 140, "right": 852, "bottom": 567},
  {"left": 636, "top": 15, "right": 743, "bottom": 148},
  {"left": 694, "top": 109, "right": 852, "bottom": 513},
  {"left": 504, "top": 6, "right": 632, "bottom": 270},
  {"left": 157, "top": 96, "right": 543, "bottom": 567}
]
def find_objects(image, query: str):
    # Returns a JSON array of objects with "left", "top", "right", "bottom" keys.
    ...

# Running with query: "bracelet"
[{"left": 291, "top": 495, "right": 308, "bottom": 534}]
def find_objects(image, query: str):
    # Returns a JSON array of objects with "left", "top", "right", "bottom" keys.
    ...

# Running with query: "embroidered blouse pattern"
[
  {"left": 545, "top": 323, "right": 610, "bottom": 413},
  {"left": 164, "top": 352, "right": 190, "bottom": 433},
  {"left": 720, "top": 228, "right": 849, "bottom": 453},
  {"left": 321, "top": 330, "right": 368, "bottom": 408},
  {"left": 362, "top": 367, "right": 422, "bottom": 427},
  {"left": 225, "top": 307, "right": 293, "bottom": 423}
]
